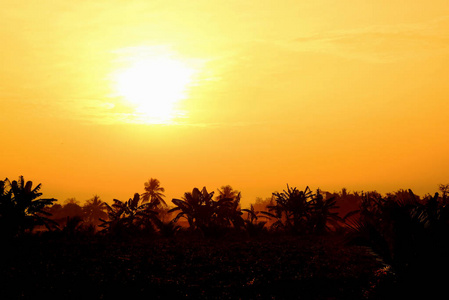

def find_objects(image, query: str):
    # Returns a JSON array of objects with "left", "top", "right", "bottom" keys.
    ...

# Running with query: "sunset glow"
[
  {"left": 3, "top": 3, "right": 449, "bottom": 298},
  {"left": 1, "top": 1, "right": 448, "bottom": 207}
]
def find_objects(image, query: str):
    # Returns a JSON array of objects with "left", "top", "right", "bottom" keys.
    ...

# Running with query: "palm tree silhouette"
[
  {"left": 141, "top": 178, "right": 166, "bottom": 206},
  {"left": 215, "top": 185, "right": 244, "bottom": 229},
  {"left": 83, "top": 195, "right": 107, "bottom": 227},
  {"left": 216, "top": 185, "right": 240, "bottom": 201}
]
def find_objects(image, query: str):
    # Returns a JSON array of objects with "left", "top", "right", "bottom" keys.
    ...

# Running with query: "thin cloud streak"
[
  {"left": 49, "top": 96, "right": 261, "bottom": 127},
  {"left": 291, "top": 16, "right": 449, "bottom": 62}
]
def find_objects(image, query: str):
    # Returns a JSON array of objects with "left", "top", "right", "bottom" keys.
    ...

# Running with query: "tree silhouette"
[
  {"left": 43, "top": 199, "right": 85, "bottom": 229},
  {"left": 242, "top": 204, "right": 268, "bottom": 236},
  {"left": 216, "top": 185, "right": 240, "bottom": 202},
  {"left": 215, "top": 185, "right": 244, "bottom": 230},
  {"left": 141, "top": 178, "right": 166, "bottom": 206},
  {"left": 153, "top": 218, "right": 181, "bottom": 237},
  {"left": 83, "top": 195, "right": 107, "bottom": 227},
  {"left": 62, "top": 198, "right": 84, "bottom": 217},
  {"left": 263, "top": 185, "right": 314, "bottom": 233},
  {"left": 242, "top": 204, "right": 270, "bottom": 224},
  {"left": 262, "top": 185, "right": 343, "bottom": 234},
  {"left": 0, "top": 176, "right": 56, "bottom": 237},
  {"left": 170, "top": 187, "right": 214, "bottom": 231},
  {"left": 64, "top": 198, "right": 80, "bottom": 205},
  {"left": 309, "top": 191, "right": 342, "bottom": 234},
  {"left": 439, "top": 183, "right": 449, "bottom": 204},
  {"left": 100, "top": 193, "right": 159, "bottom": 236},
  {"left": 170, "top": 186, "right": 244, "bottom": 236},
  {"left": 346, "top": 189, "right": 449, "bottom": 287}
]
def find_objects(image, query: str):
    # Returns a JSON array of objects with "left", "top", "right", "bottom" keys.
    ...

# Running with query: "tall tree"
[
  {"left": 216, "top": 185, "right": 240, "bottom": 202},
  {"left": 61, "top": 198, "right": 84, "bottom": 219},
  {"left": 141, "top": 178, "right": 166, "bottom": 206},
  {"left": 439, "top": 184, "right": 449, "bottom": 204},
  {"left": 64, "top": 198, "right": 80, "bottom": 205},
  {"left": 215, "top": 185, "right": 243, "bottom": 229},
  {"left": 83, "top": 195, "right": 107, "bottom": 226}
]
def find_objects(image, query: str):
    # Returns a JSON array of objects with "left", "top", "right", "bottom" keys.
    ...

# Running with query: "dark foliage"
[
  {"left": 3, "top": 175, "right": 449, "bottom": 298},
  {"left": 142, "top": 178, "right": 166, "bottom": 206},
  {"left": 345, "top": 189, "right": 449, "bottom": 297},
  {"left": 242, "top": 204, "right": 269, "bottom": 236},
  {"left": 83, "top": 195, "right": 107, "bottom": 227},
  {"left": 262, "top": 185, "right": 343, "bottom": 234},
  {"left": 0, "top": 176, "right": 57, "bottom": 238},
  {"left": 153, "top": 219, "right": 181, "bottom": 237},
  {"left": 169, "top": 187, "right": 244, "bottom": 237},
  {"left": 99, "top": 193, "right": 160, "bottom": 237}
]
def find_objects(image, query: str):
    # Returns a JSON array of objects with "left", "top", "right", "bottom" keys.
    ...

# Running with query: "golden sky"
[{"left": 1, "top": 1, "right": 449, "bottom": 206}]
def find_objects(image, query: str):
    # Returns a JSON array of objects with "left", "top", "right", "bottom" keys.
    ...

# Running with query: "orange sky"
[{"left": 1, "top": 1, "right": 449, "bottom": 206}]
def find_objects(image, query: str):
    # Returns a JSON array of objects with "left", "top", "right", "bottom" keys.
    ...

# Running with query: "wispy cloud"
[{"left": 292, "top": 16, "right": 449, "bottom": 62}]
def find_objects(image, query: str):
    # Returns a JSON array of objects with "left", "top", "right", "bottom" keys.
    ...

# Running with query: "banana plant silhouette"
[
  {"left": 100, "top": 193, "right": 159, "bottom": 235},
  {"left": 0, "top": 176, "right": 57, "bottom": 237},
  {"left": 262, "top": 185, "right": 314, "bottom": 233},
  {"left": 309, "top": 192, "right": 343, "bottom": 234},
  {"left": 169, "top": 187, "right": 243, "bottom": 235},
  {"left": 346, "top": 190, "right": 449, "bottom": 279},
  {"left": 262, "top": 185, "right": 342, "bottom": 234},
  {"left": 242, "top": 204, "right": 269, "bottom": 236}
]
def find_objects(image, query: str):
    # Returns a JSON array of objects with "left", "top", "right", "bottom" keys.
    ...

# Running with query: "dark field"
[{"left": 1, "top": 234, "right": 390, "bottom": 300}]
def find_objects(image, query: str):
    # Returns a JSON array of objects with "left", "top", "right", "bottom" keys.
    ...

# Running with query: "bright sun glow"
[{"left": 114, "top": 56, "right": 195, "bottom": 124}]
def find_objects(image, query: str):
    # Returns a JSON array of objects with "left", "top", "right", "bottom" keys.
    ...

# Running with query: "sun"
[{"left": 114, "top": 56, "right": 195, "bottom": 124}]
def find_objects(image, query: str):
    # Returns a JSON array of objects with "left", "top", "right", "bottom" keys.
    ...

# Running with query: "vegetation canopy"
[
  {"left": 2, "top": 175, "right": 449, "bottom": 298},
  {"left": 0, "top": 176, "right": 57, "bottom": 238}
]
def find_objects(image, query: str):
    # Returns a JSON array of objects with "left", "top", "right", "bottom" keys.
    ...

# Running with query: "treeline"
[
  {"left": 2, "top": 176, "right": 449, "bottom": 239},
  {"left": 1, "top": 175, "right": 447, "bottom": 238},
  {"left": 2, "top": 175, "right": 449, "bottom": 294}
]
